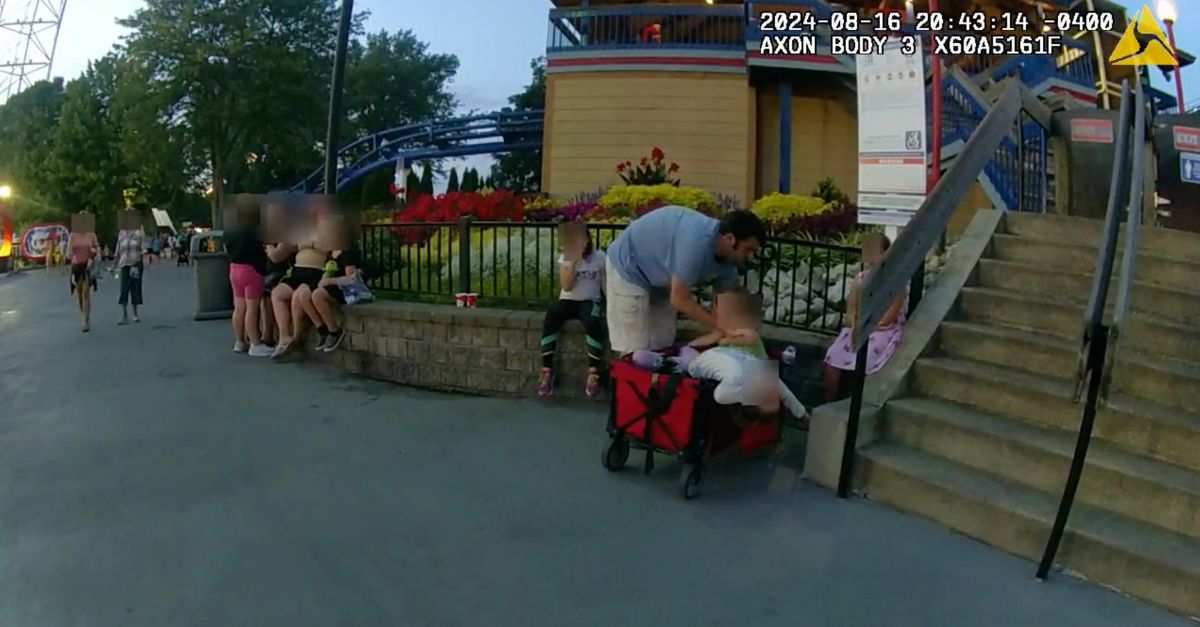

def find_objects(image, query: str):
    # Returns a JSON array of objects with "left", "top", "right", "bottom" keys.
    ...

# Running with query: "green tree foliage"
[
  {"left": 0, "top": 0, "right": 460, "bottom": 226},
  {"left": 490, "top": 57, "right": 545, "bottom": 193},
  {"left": 446, "top": 167, "right": 460, "bottom": 193},
  {"left": 419, "top": 163, "right": 434, "bottom": 196},
  {"left": 461, "top": 167, "right": 479, "bottom": 193},
  {"left": 345, "top": 30, "right": 459, "bottom": 138},
  {"left": 406, "top": 169, "right": 421, "bottom": 196}
]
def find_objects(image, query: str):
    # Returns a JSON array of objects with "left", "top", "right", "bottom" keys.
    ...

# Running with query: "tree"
[
  {"left": 44, "top": 58, "right": 130, "bottom": 239},
  {"left": 490, "top": 57, "right": 545, "bottom": 193},
  {"left": 345, "top": 30, "right": 459, "bottom": 139},
  {"left": 461, "top": 167, "right": 478, "bottom": 193},
  {"left": 117, "top": 0, "right": 341, "bottom": 225},
  {"left": 419, "top": 163, "right": 434, "bottom": 195},
  {"left": 0, "top": 79, "right": 66, "bottom": 200},
  {"left": 446, "top": 167, "right": 460, "bottom": 193},
  {"left": 406, "top": 169, "right": 421, "bottom": 197}
]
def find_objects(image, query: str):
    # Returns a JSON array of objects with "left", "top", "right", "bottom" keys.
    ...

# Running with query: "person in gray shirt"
[{"left": 605, "top": 206, "right": 765, "bottom": 354}]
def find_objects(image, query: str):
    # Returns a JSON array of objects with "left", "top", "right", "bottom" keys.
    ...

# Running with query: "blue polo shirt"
[{"left": 606, "top": 206, "right": 739, "bottom": 293}]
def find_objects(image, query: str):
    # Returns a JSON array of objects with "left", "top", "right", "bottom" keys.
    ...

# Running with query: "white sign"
[
  {"left": 1183, "top": 153, "right": 1200, "bottom": 185},
  {"left": 856, "top": 37, "right": 928, "bottom": 227}
]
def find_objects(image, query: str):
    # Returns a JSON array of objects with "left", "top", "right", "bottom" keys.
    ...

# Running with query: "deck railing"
[{"left": 547, "top": 5, "right": 744, "bottom": 52}]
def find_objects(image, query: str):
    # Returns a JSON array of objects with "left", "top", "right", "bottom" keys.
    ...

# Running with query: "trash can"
[{"left": 192, "top": 230, "right": 233, "bottom": 321}]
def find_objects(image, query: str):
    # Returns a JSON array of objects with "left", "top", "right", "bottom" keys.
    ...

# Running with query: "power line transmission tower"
[{"left": 0, "top": 0, "right": 67, "bottom": 102}]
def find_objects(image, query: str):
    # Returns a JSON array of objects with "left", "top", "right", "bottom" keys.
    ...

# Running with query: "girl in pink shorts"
[{"left": 225, "top": 207, "right": 273, "bottom": 358}]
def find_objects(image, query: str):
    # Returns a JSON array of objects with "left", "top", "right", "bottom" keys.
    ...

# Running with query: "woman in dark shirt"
[{"left": 225, "top": 211, "right": 273, "bottom": 358}]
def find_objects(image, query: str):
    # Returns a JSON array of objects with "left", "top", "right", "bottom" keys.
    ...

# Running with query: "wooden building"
[{"left": 540, "top": 0, "right": 1191, "bottom": 219}]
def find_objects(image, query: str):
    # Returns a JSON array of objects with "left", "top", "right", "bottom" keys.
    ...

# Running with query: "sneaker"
[
  {"left": 537, "top": 368, "right": 555, "bottom": 397},
  {"left": 585, "top": 369, "right": 602, "bottom": 399},
  {"left": 322, "top": 328, "right": 346, "bottom": 352},
  {"left": 248, "top": 343, "right": 274, "bottom": 358},
  {"left": 234, "top": 340, "right": 248, "bottom": 353}
]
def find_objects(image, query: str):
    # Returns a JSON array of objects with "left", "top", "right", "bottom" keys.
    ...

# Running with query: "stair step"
[
  {"left": 990, "top": 234, "right": 1097, "bottom": 272},
  {"left": 1125, "top": 314, "right": 1200, "bottom": 365},
  {"left": 1114, "top": 351, "right": 1200, "bottom": 414},
  {"left": 976, "top": 259, "right": 1200, "bottom": 326},
  {"left": 913, "top": 356, "right": 1200, "bottom": 472},
  {"left": 958, "top": 287, "right": 1081, "bottom": 340},
  {"left": 938, "top": 320, "right": 1076, "bottom": 378},
  {"left": 886, "top": 397, "right": 1200, "bottom": 541},
  {"left": 858, "top": 445, "right": 1200, "bottom": 617},
  {"left": 1005, "top": 213, "right": 1200, "bottom": 264},
  {"left": 912, "top": 357, "right": 1078, "bottom": 433}
]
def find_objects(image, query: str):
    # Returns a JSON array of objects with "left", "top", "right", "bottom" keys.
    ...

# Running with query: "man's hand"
[
  {"left": 318, "top": 277, "right": 334, "bottom": 288},
  {"left": 669, "top": 276, "right": 720, "bottom": 330}
]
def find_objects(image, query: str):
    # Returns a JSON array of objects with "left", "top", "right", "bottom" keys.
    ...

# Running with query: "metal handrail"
[
  {"left": 835, "top": 82, "right": 1023, "bottom": 498},
  {"left": 1036, "top": 79, "right": 1145, "bottom": 581},
  {"left": 1071, "top": 81, "right": 1133, "bottom": 402}
]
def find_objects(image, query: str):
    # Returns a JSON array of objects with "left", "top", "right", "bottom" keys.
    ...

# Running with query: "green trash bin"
[{"left": 192, "top": 231, "right": 233, "bottom": 321}]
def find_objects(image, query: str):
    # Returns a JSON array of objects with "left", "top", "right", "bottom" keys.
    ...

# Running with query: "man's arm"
[
  {"left": 687, "top": 329, "right": 724, "bottom": 348},
  {"left": 669, "top": 276, "right": 719, "bottom": 330}
]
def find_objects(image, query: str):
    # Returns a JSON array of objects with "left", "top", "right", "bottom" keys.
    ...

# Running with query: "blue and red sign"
[{"left": 19, "top": 222, "right": 68, "bottom": 262}]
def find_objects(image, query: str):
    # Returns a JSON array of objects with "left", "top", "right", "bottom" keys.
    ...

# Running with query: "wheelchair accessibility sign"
[{"left": 1183, "top": 153, "right": 1200, "bottom": 186}]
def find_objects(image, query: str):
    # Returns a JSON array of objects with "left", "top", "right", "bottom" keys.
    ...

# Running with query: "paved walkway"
[{"left": 0, "top": 265, "right": 1191, "bottom": 627}]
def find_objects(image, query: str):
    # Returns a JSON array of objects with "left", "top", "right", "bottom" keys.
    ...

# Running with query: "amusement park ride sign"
[
  {"left": 856, "top": 37, "right": 928, "bottom": 227},
  {"left": 19, "top": 223, "right": 69, "bottom": 262}
]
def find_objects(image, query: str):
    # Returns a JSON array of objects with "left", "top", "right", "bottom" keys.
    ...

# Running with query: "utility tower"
[{"left": 0, "top": 0, "right": 68, "bottom": 102}]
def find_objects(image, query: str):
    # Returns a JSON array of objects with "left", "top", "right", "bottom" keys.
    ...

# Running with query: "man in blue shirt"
[{"left": 605, "top": 206, "right": 766, "bottom": 354}]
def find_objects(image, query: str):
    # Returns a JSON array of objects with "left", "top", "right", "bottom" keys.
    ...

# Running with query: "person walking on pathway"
[
  {"left": 113, "top": 221, "right": 146, "bottom": 324},
  {"left": 67, "top": 227, "right": 99, "bottom": 332},
  {"left": 604, "top": 206, "right": 765, "bottom": 354}
]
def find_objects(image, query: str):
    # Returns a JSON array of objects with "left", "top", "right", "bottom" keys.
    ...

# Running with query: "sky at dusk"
[{"left": 0, "top": 0, "right": 1194, "bottom": 178}]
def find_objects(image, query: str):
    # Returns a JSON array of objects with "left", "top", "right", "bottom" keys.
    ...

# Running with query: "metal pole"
[
  {"left": 929, "top": 0, "right": 942, "bottom": 185},
  {"left": 1086, "top": 0, "right": 1111, "bottom": 109},
  {"left": 837, "top": 343, "right": 870, "bottom": 498},
  {"left": 1166, "top": 20, "right": 1185, "bottom": 112},
  {"left": 323, "top": 0, "right": 355, "bottom": 194}
]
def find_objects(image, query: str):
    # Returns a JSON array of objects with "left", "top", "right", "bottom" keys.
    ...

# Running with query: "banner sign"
[
  {"left": 19, "top": 222, "right": 68, "bottom": 262},
  {"left": 1070, "top": 118, "right": 1115, "bottom": 144},
  {"left": 856, "top": 37, "right": 927, "bottom": 227}
]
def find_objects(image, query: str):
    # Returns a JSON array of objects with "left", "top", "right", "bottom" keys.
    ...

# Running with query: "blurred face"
[
  {"left": 718, "top": 234, "right": 760, "bottom": 266},
  {"left": 715, "top": 293, "right": 758, "bottom": 329},
  {"left": 862, "top": 235, "right": 887, "bottom": 266},
  {"left": 316, "top": 216, "right": 347, "bottom": 251},
  {"left": 264, "top": 204, "right": 286, "bottom": 242}
]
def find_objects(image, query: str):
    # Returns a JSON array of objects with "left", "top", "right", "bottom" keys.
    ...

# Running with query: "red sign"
[
  {"left": 19, "top": 222, "right": 68, "bottom": 262},
  {"left": 0, "top": 203, "right": 11, "bottom": 259},
  {"left": 1174, "top": 126, "right": 1200, "bottom": 152},
  {"left": 1070, "top": 119, "right": 1114, "bottom": 144}
]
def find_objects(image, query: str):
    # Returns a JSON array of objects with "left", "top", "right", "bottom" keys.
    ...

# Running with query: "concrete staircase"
[{"left": 855, "top": 213, "right": 1200, "bottom": 618}]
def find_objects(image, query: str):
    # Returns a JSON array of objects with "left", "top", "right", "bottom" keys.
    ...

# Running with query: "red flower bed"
[{"left": 390, "top": 190, "right": 526, "bottom": 245}]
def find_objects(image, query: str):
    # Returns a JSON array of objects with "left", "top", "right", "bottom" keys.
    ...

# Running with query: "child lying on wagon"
[{"left": 671, "top": 287, "right": 808, "bottom": 419}]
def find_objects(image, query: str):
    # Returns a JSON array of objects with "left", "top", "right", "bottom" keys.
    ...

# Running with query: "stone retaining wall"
[{"left": 321, "top": 300, "right": 833, "bottom": 405}]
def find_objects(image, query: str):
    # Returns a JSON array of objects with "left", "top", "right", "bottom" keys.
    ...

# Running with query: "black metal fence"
[{"left": 359, "top": 219, "right": 860, "bottom": 335}]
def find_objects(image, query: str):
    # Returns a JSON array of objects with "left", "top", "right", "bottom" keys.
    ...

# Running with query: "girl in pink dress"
[{"left": 823, "top": 234, "right": 906, "bottom": 403}]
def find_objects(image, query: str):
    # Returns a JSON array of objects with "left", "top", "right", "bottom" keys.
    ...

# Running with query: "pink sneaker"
[
  {"left": 585, "top": 369, "right": 602, "bottom": 399},
  {"left": 537, "top": 368, "right": 555, "bottom": 397}
]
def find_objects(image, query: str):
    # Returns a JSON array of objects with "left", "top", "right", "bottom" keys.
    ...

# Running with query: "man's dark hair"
[{"left": 719, "top": 210, "right": 767, "bottom": 244}]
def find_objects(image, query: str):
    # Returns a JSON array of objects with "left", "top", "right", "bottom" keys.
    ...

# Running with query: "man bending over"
[{"left": 604, "top": 206, "right": 766, "bottom": 354}]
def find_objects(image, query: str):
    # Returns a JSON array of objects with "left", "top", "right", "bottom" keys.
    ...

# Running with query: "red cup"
[
  {"left": 465, "top": 293, "right": 479, "bottom": 308},
  {"left": 454, "top": 293, "right": 467, "bottom": 307}
]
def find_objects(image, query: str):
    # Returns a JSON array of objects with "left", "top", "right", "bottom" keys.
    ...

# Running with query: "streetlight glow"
[
  {"left": 1158, "top": 0, "right": 1178, "bottom": 23},
  {"left": 0, "top": 185, "right": 12, "bottom": 200}
]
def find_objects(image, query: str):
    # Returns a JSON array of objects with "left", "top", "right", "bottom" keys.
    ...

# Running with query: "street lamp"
[
  {"left": 1158, "top": 0, "right": 1184, "bottom": 111},
  {"left": 0, "top": 185, "right": 13, "bottom": 200}
]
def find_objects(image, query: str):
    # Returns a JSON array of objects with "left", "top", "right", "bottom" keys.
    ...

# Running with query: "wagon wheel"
[
  {"left": 601, "top": 437, "right": 630, "bottom": 472},
  {"left": 679, "top": 462, "right": 704, "bottom": 500}
]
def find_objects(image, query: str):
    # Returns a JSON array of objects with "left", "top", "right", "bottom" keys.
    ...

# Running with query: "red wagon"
[{"left": 602, "top": 358, "right": 783, "bottom": 500}]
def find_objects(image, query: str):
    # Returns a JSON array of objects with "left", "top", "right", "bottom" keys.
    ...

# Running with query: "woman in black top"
[
  {"left": 307, "top": 247, "right": 361, "bottom": 352},
  {"left": 225, "top": 209, "right": 273, "bottom": 357}
]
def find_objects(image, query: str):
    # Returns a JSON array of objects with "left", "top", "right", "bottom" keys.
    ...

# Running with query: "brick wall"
[{"left": 321, "top": 301, "right": 834, "bottom": 406}]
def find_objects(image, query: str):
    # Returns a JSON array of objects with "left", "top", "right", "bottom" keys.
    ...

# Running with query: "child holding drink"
[{"left": 537, "top": 223, "right": 607, "bottom": 399}]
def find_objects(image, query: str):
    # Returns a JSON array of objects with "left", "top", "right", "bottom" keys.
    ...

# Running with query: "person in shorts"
[
  {"left": 225, "top": 204, "right": 273, "bottom": 357},
  {"left": 270, "top": 223, "right": 329, "bottom": 360},
  {"left": 604, "top": 206, "right": 765, "bottom": 354}
]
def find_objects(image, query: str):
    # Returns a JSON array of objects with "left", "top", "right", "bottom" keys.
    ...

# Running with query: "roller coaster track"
[{"left": 292, "top": 110, "right": 544, "bottom": 193}]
